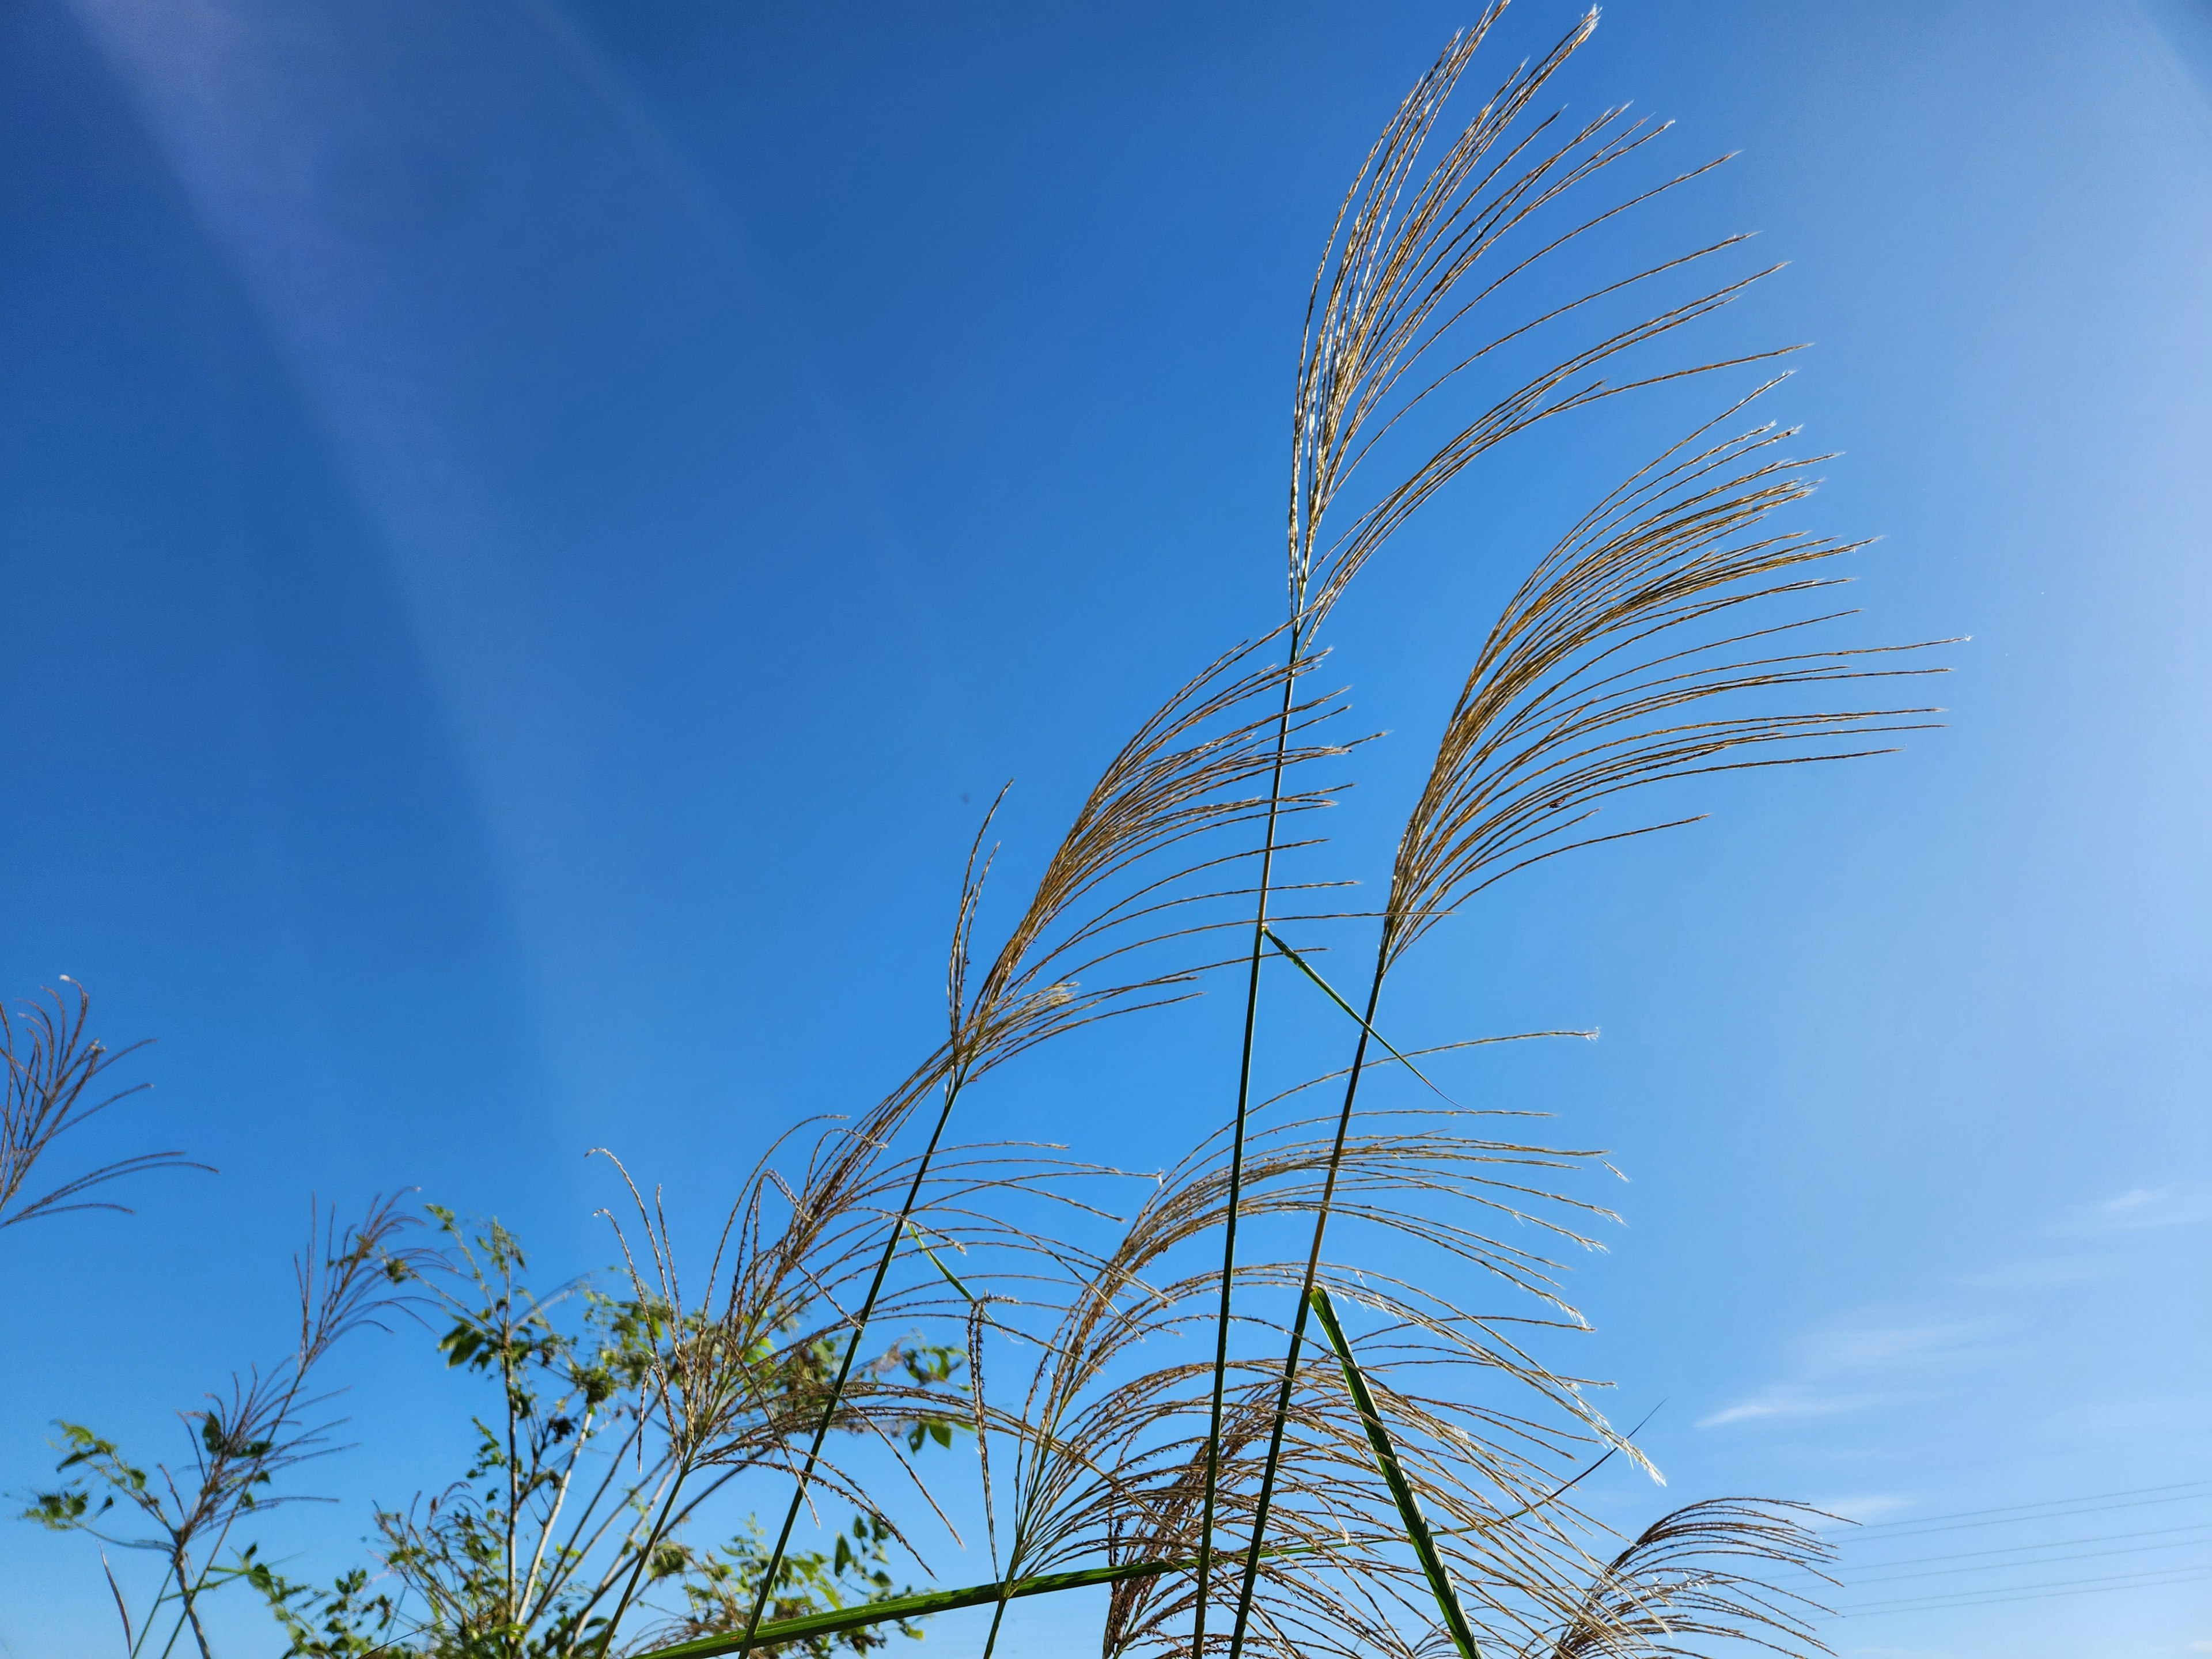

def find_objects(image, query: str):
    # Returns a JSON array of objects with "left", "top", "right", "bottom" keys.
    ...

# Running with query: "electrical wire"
[
  {"left": 1844, "top": 1519, "right": 2212, "bottom": 1574},
  {"left": 1820, "top": 1484, "right": 2212, "bottom": 1542},
  {"left": 1849, "top": 1536, "right": 2210, "bottom": 1585},
  {"left": 1822, "top": 1479, "right": 2212, "bottom": 1535},
  {"left": 1806, "top": 1479, "right": 2212, "bottom": 1620},
  {"left": 1836, "top": 1564, "right": 2212, "bottom": 1617}
]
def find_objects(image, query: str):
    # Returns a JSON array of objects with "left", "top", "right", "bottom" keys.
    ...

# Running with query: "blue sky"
[{"left": 2, "top": 2, "right": 2209, "bottom": 1656}]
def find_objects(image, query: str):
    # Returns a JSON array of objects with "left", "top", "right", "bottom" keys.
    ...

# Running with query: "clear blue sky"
[{"left": 3, "top": 2, "right": 2208, "bottom": 1656}]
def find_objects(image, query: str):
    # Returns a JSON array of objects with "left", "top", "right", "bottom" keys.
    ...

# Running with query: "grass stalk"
[
  {"left": 734, "top": 1074, "right": 967, "bottom": 1655},
  {"left": 1308, "top": 1284, "right": 1483, "bottom": 1659},
  {"left": 638, "top": 1540, "right": 1328, "bottom": 1659},
  {"left": 1226, "top": 942, "right": 1387, "bottom": 1659},
  {"left": 646, "top": 1554, "right": 1196, "bottom": 1659},
  {"left": 1191, "top": 635, "right": 1302, "bottom": 1654}
]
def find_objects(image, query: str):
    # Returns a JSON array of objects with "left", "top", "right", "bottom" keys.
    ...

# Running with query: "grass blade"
[
  {"left": 1309, "top": 1284, "right": 1483, "bottom": 1659},
  {"left": 907, "top": 1220, "right": 976, "bottom": 1302},
  {"left": 1263, "top": 927, "right": 1450, "bottom": 1101},
  {"left": 635, "top": 1555, "right": 1203, "bottom": 1659}
]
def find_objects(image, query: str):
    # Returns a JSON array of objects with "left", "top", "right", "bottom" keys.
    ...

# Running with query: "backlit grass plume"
[
  {"left": 1222, "top": 396, "right": 1941, "bottom": 1654},
  {"left": 0, "top": 980, "right": 200, "bottom": 1233},
  {"left": 17, "top": 14, "right": 1930, "bottom": 1659},
  {"left": 733, "top": 634, "right": 1352, "bottom": 1651},
  {"left": 1200, "top": 2, "right": 1816, "bottom": 1638}
]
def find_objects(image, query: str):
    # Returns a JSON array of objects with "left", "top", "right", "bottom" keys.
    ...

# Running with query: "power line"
[
  {"left": 1835, "top": 1564, "right": 2212, "bottom": 1617},
  {"left": 1850, "top": 1536, "right": 2210, "bottom": 1586},
  {"left": 1825, "top": 1487, "right": 2212, "bottom": 1542},
  {"left": 1845, "top": 1519, "right": 2212, "bottom": 1574},
  {"left": 1827, "top": 1479, "right": 2212, "bottom": 1536}
]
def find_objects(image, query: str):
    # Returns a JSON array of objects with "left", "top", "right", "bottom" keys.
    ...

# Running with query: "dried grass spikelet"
[
  {"left": 943, "top": 635, "right": 1354, "bottom": 1086},
  {"left": 1201, "top": 2, "right": 1814, "bottom": 1635},
  {"left": 1531, "top": 1499, "right": 1837, "bottom": 1659},
  {"left": 595, "top": 632, "right": 1355, "bottom": 1642},
  {"left": 0, "top": 979, "right": 200, "bottom": 1230},
  {"left": 1215, "top": 394, "right": 1946, "bottom": 1654},
  {"left": 1285, "top": 3, "right": 1789, "bottom": 636},
  {"left": 709, "top": 626, "right": 1350, "bottom": 1374},
  {"left": 1379, "top": 388, "right": 1948, "bottom": 968},
  {"left": 926, "top": 1097, "right": 1639, "bottom": 1658}
]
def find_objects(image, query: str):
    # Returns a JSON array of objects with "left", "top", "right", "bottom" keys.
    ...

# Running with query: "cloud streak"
[
  {"left": 2062, "top": 1181, "right": 2212, "bottom": 1234},
  {"left": 1698, "top": 1319, "right": 1996, "bottom": 1431}
]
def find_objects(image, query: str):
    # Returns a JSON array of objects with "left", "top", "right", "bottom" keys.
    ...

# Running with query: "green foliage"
[
  {"left": 15, "top": 1199, "right": 422, "bottom": 1659},
  {"left": 244, "top": 1554, "right": 404, "bottom": 1658},
  {"left": 664, "top": 1514, "right": 918, "bottom": 1659},
  {"left": 240, "top": 1208, "right": 961, "bottom": 1658}
]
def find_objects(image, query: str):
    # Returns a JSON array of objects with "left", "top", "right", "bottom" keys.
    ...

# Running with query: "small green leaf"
[
  {"left": 906, "top": 1221, "right": 976, "bottom": 1303},
  {"left": 1263, "top": 928, "right": 1450, "bottom": 1099}
]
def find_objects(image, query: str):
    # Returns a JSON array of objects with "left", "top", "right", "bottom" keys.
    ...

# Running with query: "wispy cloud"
[
  {"left": 2061, "top": 1181, "right": 2212, "bottom": 1234},
  {"left": 1949, "top": 1256, "right": 2113, "bottom": 1290},
  {"left": 1698, "top": 1318, "right": 1995, "bottom": 1431},
  {"left": 1802, "top": 1321, "right": 1984, "bottom": 1370},
  {"left": 1697, "top": 1388, "right": 1877, "bottom": 1429}
]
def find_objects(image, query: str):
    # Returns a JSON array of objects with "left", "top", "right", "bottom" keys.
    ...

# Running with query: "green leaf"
[
  {"left": 905, "top": 1221, "right": 976, "bottom": 1303},
  {"left": 438, "top": 1323, "right": 486, "bottom": 1369},
  {"left": 1262, "top": 929, "right": 1450, "bottom": 1099},
  {"left": 1308, "top": 1285, "right": 1482, "bottom": 1659}
]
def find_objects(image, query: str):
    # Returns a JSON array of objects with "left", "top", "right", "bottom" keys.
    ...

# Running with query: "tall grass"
[
  {"left": 18, "top": 10, "right": 1934, "bottom": 1656},
  {"left": 1, "top": 980, "right": 200, "bottom": 1233}
]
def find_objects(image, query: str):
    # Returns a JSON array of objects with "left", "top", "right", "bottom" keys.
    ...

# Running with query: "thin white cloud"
[
  {"left": 1698, "top": 1317, "right": 1997, "bottom": 1431},
  {"left": 2065, "top": 1181, "right": 2212, "bottom": 1233},
  {"left": 1803, "top": 1321, "right": 1984, "bottom": 1370},
  {"left": 1950, "top": 1256, "right": 2113, "bottom": 1290},
  {"left": 1697, "top": 1388, "right": 1877, "bottom": 1429}
]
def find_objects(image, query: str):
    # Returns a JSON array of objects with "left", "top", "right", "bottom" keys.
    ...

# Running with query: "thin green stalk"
[
  {"left": 979, "top": 1585, "right": 1013, "bottom": 1659},
  {"left": 736, "top": 1072, "right": 968, "bottom": 1655},
  {"left": 641, "top": 1554, "right": 1196, "bottom": 1659},
  {"left": 1192, "top": 641, "right": 1301, "bottom": 1654},
  {"left": 1308, "top": 1285, "right": 1482, "bottom": 1659},
  {"left": 1226, "top": 942, "right": 1387, "bottom": 1659},
  {"left": 634, "top": 1541, "right": 1322, "bottom": 1659},
  {"left": 595, "top": 1450, "right": 695, "bottom": 1656}
]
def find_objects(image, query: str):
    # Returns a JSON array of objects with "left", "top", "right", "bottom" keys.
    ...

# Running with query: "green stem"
[
  {"left": 597, "top": 1455, "right": 695, "bottom": 1654},
  {"left": 978, "top": 1588, "right": 1012, "bottom": 1659},
  {"left": 634, "top": 1546, "right": 1309, "bottom": 1659},
  {"left": 1193, "top": 632, "right": 1301, "bottom": 1653},
  {"left": 737, "top": 1073, "right": 967, "bottom": 1654},
  {"left": 1226, "top": 944, "right": 1386, "bottom": 1659},
  {"left": 1309, "top": 1285, "right": 1482, "bottom": 1659}
]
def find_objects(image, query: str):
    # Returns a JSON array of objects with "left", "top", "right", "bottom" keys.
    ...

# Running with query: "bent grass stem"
[
  {"left": 1226, "top": 949, "right": 1385, "bottom": 1659},
  {"left": 734, "top": 1076, "right": 967, "bottom": 1655},
  {"left": 1192, "top": 642, "right": 1302, "bottom": 1654}
]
